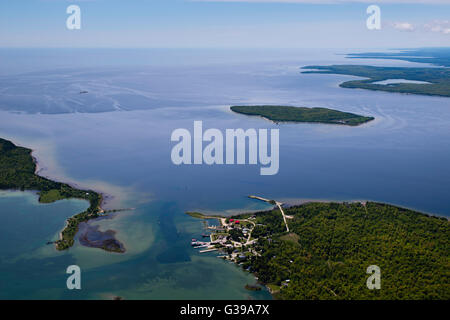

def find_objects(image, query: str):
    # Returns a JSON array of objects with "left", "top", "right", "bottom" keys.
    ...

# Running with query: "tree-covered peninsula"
[
  {"left": 0, "top": 137, "right": 103, "bottom": 251},
  {"left": 189, "top": 200, "right": 449, "bottom": 300},
  {"left": 230, "top": 105, "right": 374, "bottom": 126}
]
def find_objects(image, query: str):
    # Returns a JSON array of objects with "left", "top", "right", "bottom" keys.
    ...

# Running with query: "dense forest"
[
  {"left": 0, "top": 137, "right": 102, "bottom": 250},
  {"left": 232, "top": 201, "right": 449, "bottom": 299},
  {"left": 230, "top": 105, "right": 374, "bottom": 126}
]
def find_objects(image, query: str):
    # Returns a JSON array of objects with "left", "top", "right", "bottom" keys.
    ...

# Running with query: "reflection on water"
[{"left": 372, "top": 79, "right": 431, "bottom": 85}]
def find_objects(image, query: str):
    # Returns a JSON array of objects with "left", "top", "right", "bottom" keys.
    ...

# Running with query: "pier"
[{"left": 248, "top": 195, "right": 289, "bottom": 232}]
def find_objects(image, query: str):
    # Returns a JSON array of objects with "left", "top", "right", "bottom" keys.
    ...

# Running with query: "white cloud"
[
  {"left": 392, "top": 22, "right": 415, "bottom": 32},
  {"left": 387, "top": 20, "right": 450, "bottom": 34},
  {"left": 424, "top": 20, "right": 450, "bottom": 34}
]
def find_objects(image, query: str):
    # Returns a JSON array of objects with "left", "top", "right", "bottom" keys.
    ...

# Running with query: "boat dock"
[
  {"left": 248, "top": 195, "right": 273, "bottom": 203},
  {"left": 199, "top": 248, "right": 218, "bottom": 253}
]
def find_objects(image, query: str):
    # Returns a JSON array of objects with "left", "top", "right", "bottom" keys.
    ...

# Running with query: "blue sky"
[{"left": 0, "top": 0, "right": 449, "bottom": 48}]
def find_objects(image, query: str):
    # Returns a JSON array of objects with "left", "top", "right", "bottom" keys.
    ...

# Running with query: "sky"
[{"left": 0, "top": 0, "right": 449, "bottom": 48}]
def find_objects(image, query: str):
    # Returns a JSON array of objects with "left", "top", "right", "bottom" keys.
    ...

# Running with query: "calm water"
[{"left": 0, "top": 48, "right": 449, "bottom": 299}]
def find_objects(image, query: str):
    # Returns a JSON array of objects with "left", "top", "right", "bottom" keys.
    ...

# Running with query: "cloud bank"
[
  {"left": 425, "top": 20, "right": 450, "bottom": 34},
  {"left": 392, "top": 22, "right": 415, "bottom": 31},
  {"left": 388, "top": 20, "right": 450, "bottom": 34}
]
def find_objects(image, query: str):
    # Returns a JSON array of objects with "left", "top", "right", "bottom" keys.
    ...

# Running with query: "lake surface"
[
  {"left": 372, "top": 79, "right": 432, "bottom": 85},
  {"left": 0, "top": 48, "right": 449, "bottom": 299}
]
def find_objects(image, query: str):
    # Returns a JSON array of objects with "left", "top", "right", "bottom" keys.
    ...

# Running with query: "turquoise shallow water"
[
  {"left": 0, "top": 192, "right": 271, "bottom": 299},
  {"left": 0, "top": 191, "right": 88, "bottom": 299},
  {"left": 0, "top": 191, "right": 88, "bottom": 258}
]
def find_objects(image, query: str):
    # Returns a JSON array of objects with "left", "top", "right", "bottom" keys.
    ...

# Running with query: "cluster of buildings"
[{"left": 190, "top": 215, "right": 258, "bottom": 259}]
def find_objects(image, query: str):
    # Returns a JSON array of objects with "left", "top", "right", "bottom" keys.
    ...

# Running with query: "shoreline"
[
  {"left": 233, "top": 112, "right": 375, "bottom": 127},
  {"left": 30, "top": 151, "right": 109, "bottom": 210},
  {"left": 0, "top": 136, "right": 126, "bottom": 253},
  {"left": 26, "top": 141, "right": 132, "bottom": 253},
  {"left": 187, "top": 197, "right": 449, "bottom": 299}
]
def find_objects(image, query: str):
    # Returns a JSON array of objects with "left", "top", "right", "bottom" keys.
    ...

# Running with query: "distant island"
[
  {"left": 302, "top": 48, "right": 450, "bottom": 98},
  {"left": 0, "top": 137, "right": 124, "bottom": 252},
  {"left": 302, "top": 65, "right": 450, "bottom": 98},
  {"left": 187, "top": 198, "right": 449, "bottom": 300},
  {"left": 230, "top": 105, "right": 374, "bottom": 126},
  {"left": 347, "top": 48, "right": 450, "bottom": 68}
]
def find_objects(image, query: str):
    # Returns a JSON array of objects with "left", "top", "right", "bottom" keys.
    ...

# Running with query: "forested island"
[
  {"left": 230, "top": 105, "right": 374, "bottom": 126},
  {"left": 302, "top": 65, "right": 450, "bottom": 97},
  {"left": 302, "top": 48, "right": 450, "bottom": 98},
  {"left": 0, "top": 137, "right": 124, "bottom": 252},
  {"left": 188, "top": 200, "right": 449, "bottom": 300}
]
